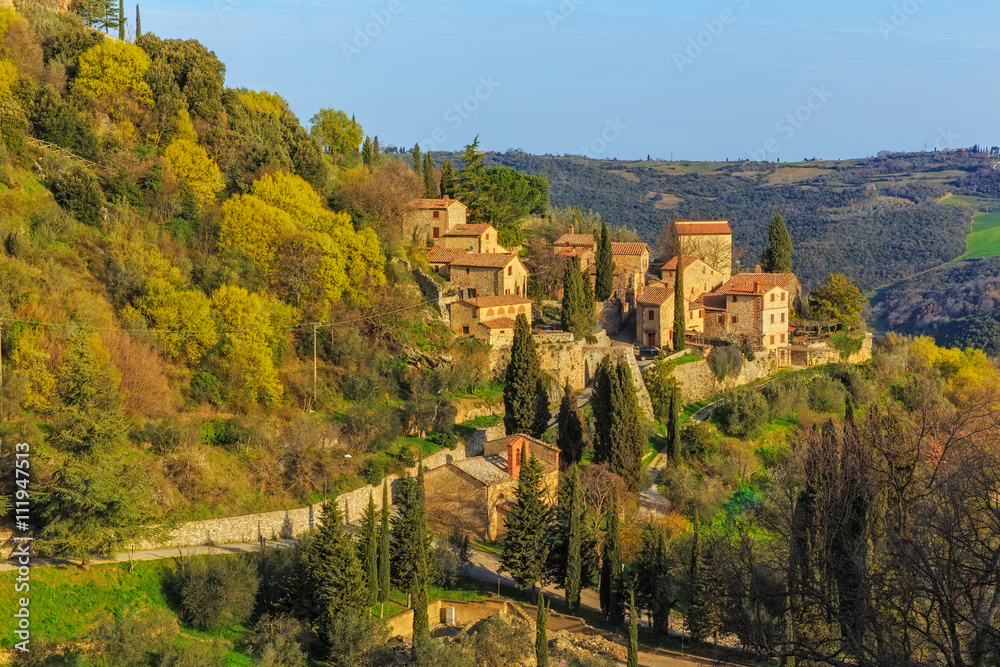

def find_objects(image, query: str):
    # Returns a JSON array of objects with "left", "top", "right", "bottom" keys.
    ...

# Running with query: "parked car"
[{"left": 635, "top": 346, "right": 663, "bottom": 361}]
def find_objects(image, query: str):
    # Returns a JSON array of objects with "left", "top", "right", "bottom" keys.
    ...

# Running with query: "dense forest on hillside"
[
  {"left": 869, "top": 256, "right": 1000, "bottom": 355},
  {"left": 490, "top": 150, "right": 991, "bottom": 290}
]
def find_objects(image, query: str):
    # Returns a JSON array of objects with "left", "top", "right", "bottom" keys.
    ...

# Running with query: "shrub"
[
  {"left": 159, "top": 640, "right": 231, "bottom": 667},
  {"left": 248, "top": 614, "right": 313, "bottom": 667},
  {"left": 323, "top": 611, "right": 389, "bottom": 667},
  {"left": 130, "top": 417, "right": 201, "bottom": 454},
  {"left": 808, "top": 375, "right": 846, "bottom": 414},
  {"left": 177, "top": 554, "right": 260, "bottom": 630},
  {"left": 101, "top": 330, "right": 171, "bottom": 418},
  {"left": 201, "top": 418, "right": 245, "bottom": 447},
  {"left": 396, "top": 445, "right": 416, "bottom": 467},
  {"left": 716, "top": 388, "right": 769, "bottom": 438},
  {"left": 707, "top": 345, "right": 743, "bottom": 381},
  {"left": 831, "top": 363, "right": 874, "bottom": 405},
  {"left": 360, "top": 458, "right": 386, "bottom": 486},
  {"left": 189, "top": 371, "right": 224, "bottom": 405},
  {"left": 341, "top": 402, "right": 401, "bottom": 452},
  {"left": 88, "top": 608, "right": 177, "bottom": 667},
  {"left": 761, "top": 377, "right": 808, "bottom": 420},
  {"left": 52, "top": 165, "right": 103, "bottom": 225},
  {"left": 4, "top": 229, "right": 27, "bottom": 258},
  {"left": 681, "top": 420, "right": 717, "bottom": 459},
  {"left": 428, "top": 428, "right": 458, "bottom": 450},
  {"left": 468, "top": 613, "right": 533, "bottom": 667},
  {"left": 430, "top": 527, "right": 471, "bottom": 588}
]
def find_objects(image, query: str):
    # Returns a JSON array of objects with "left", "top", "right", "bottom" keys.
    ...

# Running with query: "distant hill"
[{"left": 485, "top": 150, "right": 997, "bottom": 291}]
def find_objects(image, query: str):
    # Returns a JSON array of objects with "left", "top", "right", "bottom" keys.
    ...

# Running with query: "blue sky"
[{"left": 142, "top": 0, "right": 999, "bottom": 161}]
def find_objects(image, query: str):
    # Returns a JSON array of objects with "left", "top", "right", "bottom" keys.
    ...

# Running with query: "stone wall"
[
  {"left": 596, "top": 298, "right": 624, "bottom": 334},
  {"left": 454, "top": 396, "right": 504, "bottom": 424},
  {"left": 670, "top": 355, "right": 777, "bottom": 405},
  {"left": 384, "top": 598, "right": 516, "bottom": 638}
]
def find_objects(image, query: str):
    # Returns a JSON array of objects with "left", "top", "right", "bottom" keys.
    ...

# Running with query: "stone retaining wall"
[{"left": 671, "top": 356, "right": 776, "bottom": 405}]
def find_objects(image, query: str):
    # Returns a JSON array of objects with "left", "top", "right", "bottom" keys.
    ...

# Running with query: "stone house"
[
  {"left": 635, "top": 285, "right": 705, "bottom": 349},
  {"left": 437, "top": 223, "right": 506, "bottom": 254},
  {"left": 659, "top": 256, "right": 726, "bottom": 301},
  {"left": 404, "top": 196, "right": 467, "bottom": 244},
  {"left": 701, "top": 272, "right": 792, "bottom": 366},
  {"left": 669, "top": 220, "right": 733, "bottom": 279},
  {"left": 423, "top": 434, "right": 560, "bottom": 541},
  {"left": 553, "top": 225, "right": 597, "bottom": 269},
  {"left": 446, "top": 253, "right": 529, "bottom": 299},
  {"left": 610, "top": 242, "right": 650, "bottom": 280},
  {"left": 449, "top": 295, "right": 534, "bottom": 346}
]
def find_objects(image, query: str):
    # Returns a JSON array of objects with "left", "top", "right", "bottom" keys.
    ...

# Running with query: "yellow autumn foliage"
[
  {"left": 127, "top": 277, "right": 218, "bottom": 364},
  {"left": 74, "top": 40, "right": 153, "bottom": 104},
  {"left": 164, "top": 138, "right": 224, "bottom": 208},
  {"left": 10, "top": 328, "right": 55, "bottom": 411},
  {"left": 909, "top": 336, "right": 996, "bottom": 403},
  {"left": 210, "top": 284, "right": 295, "bottom": 405},
  {"left": 218, "top": 194, "right": 297, "bottom": 278},
  {"left": 239, "top": 90, "right": 285, "bottom": 118},
  {"left": 0, "top": 58, "right": 17, "bottom": 99},
  {"left": 174, "top": 106, "right": 197, "bottom": 143}
]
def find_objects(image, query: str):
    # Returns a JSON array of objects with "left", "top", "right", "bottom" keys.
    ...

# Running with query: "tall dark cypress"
[
  {"left": 412, "top": 143, "right": 422, "bottom": 178},
  {"left": 581, "top": 264, "right": 596, "bottom": 322},
  {"left": 411, "top": 460, "right": 430, "bottom": 647},
  {"left": 135, "top": 4, "right": 141, "bottom": 38},
  {"left": 591, "top": 357, "right": 614, "bottom": 465},
  {"left": 362, "top": 136, "right": 373, "bottom": 166},
  {"left": 533, "top": 377, "right": 551, "bottom": 441},
  {"left": 391, "top": 474, "right": 427, "bottom": 606},
  {"left": 118, "top": 0, "right": 125, "bottom": 40},
  {"left": 561, "top": 257, "right": 582, "bottom": 333},
  {"left": 564, "top": 466, "right": 583, "bottom": 613},
  {"left": 760, "top": 213, "right": 793, "bottom": 273},
  {"left": 600, "top": 486, "right": 624, "bottom": 626},
  {"left": 556, "top": 381, "right": 584, "bottom": 465},
  {"left": 628, "top": 588, "right": 639, "bottom": 667},
  {"left": 535, "top": 594, "right": 549, "bottom": 667},
  {"left": 504, "top": 314, "right": 545, "bottom": 437},
  {"left": 501, "top": 445, "right": 550, "bottom": 598},
  {"left": 359, "top": 492, "right": 378, "bottom": 606},
  {"left": 673, "top": 248, "right": 686, "bottom": 352},
  {"left": 595, "top": 222, "right": 614, "bottom": 301},
  {"left": 378, "top": 482, "right": 390, "bottom": 605},
  {"left": 372, "top": 136, "right": 380, "bottom": 162},
  {"left": 306, "top": 502, "right": 367, "bottom": 630},
  {"left": 439, "top": 159, "right": 455, "bottom": 197},
  {"left": 423, "top": 153, "right": 436, "bottom": 198},
  {"left": 667, "top": 381, "right": 681, "bottom": 464},
  {"left": 608, "top": 360, "right": 645, "bottom": 493}
]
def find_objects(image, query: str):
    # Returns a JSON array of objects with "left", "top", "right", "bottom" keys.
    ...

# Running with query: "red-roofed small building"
[
  {"left": 635, "top": 285, "right": 705, "bottom": 349},
  {"left": 701, "top": 268, "right": 794, "bottom": 365},
  {"left": 668, "top": 220, "right": 733, "bottom": 278},
  {"left": 449, "top": 295, "right": 534, "bottom": 345},
  {"left": 438, "top": 223, "right": 506, "bottom": 254},
  {"left": 445, "top": 253, "right": 528, "bottom": 299}
]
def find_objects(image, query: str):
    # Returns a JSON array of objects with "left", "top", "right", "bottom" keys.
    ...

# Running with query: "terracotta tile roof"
[
  {"left": 409, "top": 197, "right": 464, "bottom": 210},
  {"left": 448, "top": 253, "right": 518, "bottom": 269},
  {"left": 674, "top": 221, "right": 732, "bottom": 236},
  {"left": 714, "top": 273, "right": 799, "bottom": 296},
  {"left": 489, "top": 433, "right": 557, "bottom": 454},
  {"left": 464, "top": 295, "right": 533, "bottom": 308},
  {"left": 443, "top": 224, "right": 492, "bottom": 237},
  {"left": 427, "top": 247, "right": 469, "bottom": 264},
  {"left": 554, "top": 233, "right": 596, "bottom": 247},
  {"left": 611, "top": 242, "right": 649, "bottom": 256},
  {"left": 481, "top": 317, "right": 517, "bottom": 330},
  {"left": 637, "top": 286, "right": 675, "bottom": 306},
  {"left": 452, "top": 455, "right": 512, "bottom": 486},
  {"left": 661, "top": 256, "right": 701, "bottom": 271},
  {"left": 555, "top": 246, "right": 593, "bottom": 257}
]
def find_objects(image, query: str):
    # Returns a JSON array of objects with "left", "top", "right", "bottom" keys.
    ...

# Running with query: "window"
[
  {"left": 648, "top": 310, "right": 655, "bottom": 321},
  {"left": 770, "top": 314, "right": 775, "bottom": 324},
  {"left": 770, "top": 335, "right": 775, "bottom": 345},
  {"left": 718, "top": 315, "right": 724, "bottom": 324},
  {"left": 731, "top": 295, "right": 737, "bottom": 303},
  {"left": 781, "top": 312, "right": 786, "bottom": 323},
  {"left": 432, "top": 211, "right": 440, "bottom": 219},
  {"left": 780, "top": 333, "right": 786, "bottom": 343},
  {"left": 507, "top": 265, "right": 512, "bottom": 276},
  {"left": 432, "top": 227, "right": 440, "bottom": 239},
  {"left": 462, "top": 326, "right": 470, "bottom": 334},
  {"left": 505, "top": 289, "right": 510, "bottom": 295},
  {"left": 465, "top": 268, "right": 470, "bottom": 275},
  {"left": 782, "top": 293, "right": 786, "bottom": 301},
  {"left": 731, "top": 316, "right": 738, "bottom": 324}
]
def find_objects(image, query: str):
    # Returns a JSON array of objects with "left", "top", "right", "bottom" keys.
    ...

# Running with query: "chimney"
[
  {"left": 442, "top": 194, "right": 450, "bottom": 201},
  {"left": 506, "top": 437, "right": 523, "bottom": 478},
  {"left": 568, "top": 224, "right": 574, "bottom": 235},
  {"left": 755, "top": 265, "right": 761, "bottom": 273}
]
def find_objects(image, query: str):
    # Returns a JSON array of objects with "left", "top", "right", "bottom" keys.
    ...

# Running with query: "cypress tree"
[
  {"left": 760, "top": 213, "right": 793, "bottom": 273},
  {"left": 591, "top": 356, "right": 615, "bottom": 465},
  {"left": 673, "top": 249, "right": 686, "bottom": 352},
  {"left": 501, "top": 444, "right": 549, "bottom": 599},
  {"left": 378, "top": 482, "right": 390, "bottom": 606},
  {"left": 556, "top": 381, "right": 584, "bottom": 465},
  {"left": 504, "top": 314, "right": 545, "bottom": 437},
  {"left": 533, "top": 377, "right": 551, "bottom": 441},
  {"left": 582, "top": 264, "right": 596, "bottom": 320},
  {"left": 306, "top": 502, "right": 367, "bottom": 629},
  {"left": 391, "top": 474, "right": 428, "bottom": 607},
  {"left": 595, "top": 221, "right": 614, "bottom": 301},
  {"left": 411, "top": 461, "right": 430, "bottom": 648},
  {"left": 600, "top": 486, "right": 624, "bottom": 626},
  {"left": 608, "top": 360, "right": 645, "bottom": 493},
  {"left": 423, "top": 153, "right": 436, "bottom": 198},
  {"left": 439, "top": 158, "right": 455, "bottom": 197},
  {"left": 536, "top": 594, "right": 549, "bottom": 666},
  {"left": 412, "top": 143, "right": 422, "bottom": 178},
  {"left": 135, "top": 4, "right": 141, "bottom": 39},
  {"left": 118, "top": 0, "right": 125, "bottom": 40},
  {"left": 358, "top": 492, "right": 378, "bottom": 606},
  {"left": 361, "top": 136, "right": 372, "bottom": 166},
  {"left": 561, "top": 257, "right": 582, "bottom": 333},
  {"left": 372, "top": 136, "right": 380, "bottom": 162},
  {"left": 564, "top": 466, "right": 583, "bottom": 613},
  {"left": 628, "top": 588, "right": 639, "bottom": 667},
  {"left": 667, "top": 381, "right": 681, "bottom": 464}
]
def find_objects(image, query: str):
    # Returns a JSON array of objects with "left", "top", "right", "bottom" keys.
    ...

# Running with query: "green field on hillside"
[{"left": 960, "top": 211, "right": 1000, "bottom": 259}]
